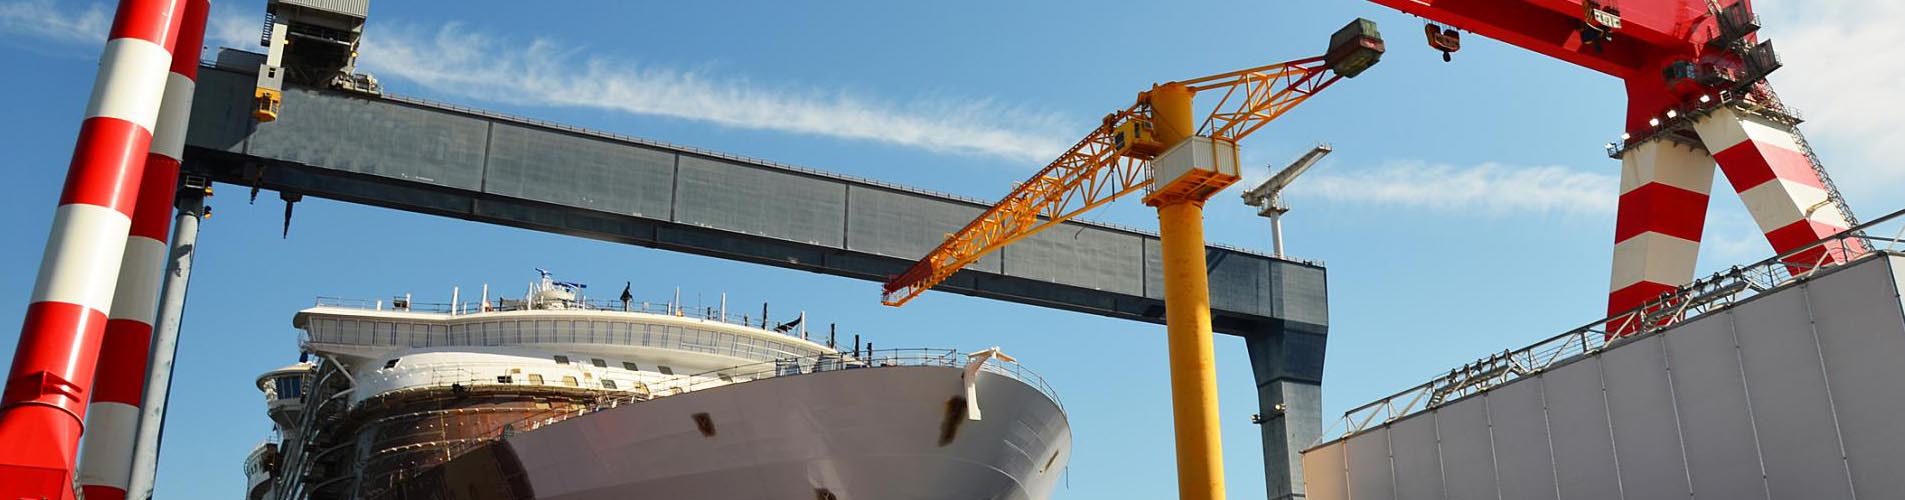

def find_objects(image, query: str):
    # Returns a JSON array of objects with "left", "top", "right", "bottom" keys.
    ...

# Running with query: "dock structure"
[{"left": 181, "top": 55, "right": 1332, "bottom": 500}]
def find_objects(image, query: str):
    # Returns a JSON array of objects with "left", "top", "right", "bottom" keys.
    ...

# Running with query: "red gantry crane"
[
  {"left": 881, "top": 20, "right": 1385, "bottom": 500},
  {"left": 1362, "top": 0, "right": 1862, "bottom": 331}
]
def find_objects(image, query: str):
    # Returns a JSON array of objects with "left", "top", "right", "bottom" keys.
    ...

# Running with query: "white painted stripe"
[
  {"left": 82, "top": 38, "right": 173, "bottom": 131},
  {"left": 148, "top": 73, "right": 195, "bottom": 160},
  {"left": 30, "top": 204, "right": 134, "bottom": 312},
  {"left": 1610, "top": 232, "right": 1702, "bottom": 291},
  {"left": 1693, "top": 107, "right": 1800, "bottom": 153},
  {"left": 107, "top": 237, "right": 168, "bottom": 321},
  {"left": 77, "top": 401, "right": 139, "bottom": 488},
  {"left": 1619, "top": 140, "right": 1716, "bottom": 195},
  {"left": 1736, "top": 179, "right": 1833, "bottom": 234}
]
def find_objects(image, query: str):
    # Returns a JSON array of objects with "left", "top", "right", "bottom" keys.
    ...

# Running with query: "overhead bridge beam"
[{"left": 181, "top": 53, "right": 1331, "bottom": 500}]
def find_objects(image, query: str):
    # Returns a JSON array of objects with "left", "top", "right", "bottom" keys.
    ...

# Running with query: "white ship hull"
[{"left": 400, "top": 365, "right": 1070, "bottom": 500}]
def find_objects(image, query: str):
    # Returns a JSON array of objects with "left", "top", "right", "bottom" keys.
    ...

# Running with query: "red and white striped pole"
[
  {"left": 75, "top": 2, "right": 208, "bottom": 499},
  {"left": 0, "top": 1, "right": 184, "bottom": 497}
]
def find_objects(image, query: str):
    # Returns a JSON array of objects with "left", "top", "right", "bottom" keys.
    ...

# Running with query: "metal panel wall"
[
  {"left": 1433, "top": 400, "right": 1497, "bottom": 500},
  {"left": 674, "top": 156, "right": 847, "bottom": 247},
  {"left": 1661, "top": 311, "right": 1766, "bottom": 499},
  {"left": 1732, "top": 287, "right": 1854, "bottom": 499},
  {"left": 484, "top": 124, "right": 676, "bottom": 218},
  {"left": 1599, "top": 336, "right": 1691, "bottom": 497},
  {"left": 250, "top": 88, "right": 489, "bottom": 191},
  {"left": 1306, "top": 255, "right": 1905, "bottom": 500},
  {"left": 1004, "top": 225, "right": 1144, "bottom": 296},
  {"left": 1385, "top": 412, "right": 1444, "bottom": 500},
  {"left": 1346, "top": 428, "right": 1396, "bottom": 500},
  {"left": 1537, "top": 356, "right": 1621, "bottom": 500},
  {"left": 1302, "top": 441, "right": 1349, "bottom": 500},
  {"left": 841, "top": 186, "right": 1001, "bottom": 273},
  {"left": 1485, "top": 381, "right": 1557, "bottom": 500},
  {"left": 1805, "top": 265, "right": 1905, "bottom": 497}
]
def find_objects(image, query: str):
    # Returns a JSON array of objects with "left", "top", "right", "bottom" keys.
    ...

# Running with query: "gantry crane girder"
[
  {"left": 1369, "top": 0, "right": 1764, "bottom": 130},
  {"left": 880, "top": 25, "right": 1382, "bottom": 307},
  {"left": 1369, "top": 0, "right": 1863, "bottom": 330}
]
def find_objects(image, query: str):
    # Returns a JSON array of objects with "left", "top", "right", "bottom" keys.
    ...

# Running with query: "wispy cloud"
[
  {"left": 0, "top": 0, "right": 108, "bottom": 47},
  {"left": 1289, "top": 161, "right": 1617, "bottom": 216},
  {"left": 354, "top": 23, "right": 1074, "bottom": 163},
  {"left": 0, "top": 1, "right": 1076, "bottom": 164}
]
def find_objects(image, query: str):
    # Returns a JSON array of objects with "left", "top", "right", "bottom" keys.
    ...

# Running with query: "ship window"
[
  {"left": 622, "top": 362, "right": 638, "bottom": 371},
  {"left": 591, "top": 358, "right": 607, "bottom": 368},
  {"left": 553, "top": 355, "right": 570, "bottom": 364},
  {"left": 602, "top": 379, "right": 618, "bottom": 389},
  {"left": 383, "top": 358, "right": 400, "bottom": 369},
  {"left": 527, "top": 374, "right": 544, "bottom": 385},
  {"left": 658, "top": 366, "right": 674, "bottom": 375},
  {"left": 561, "top": 376, "right": 579, "bottom": 387},
  {"left": 497, "top": 375, "right": 513, "bottom": 383}
]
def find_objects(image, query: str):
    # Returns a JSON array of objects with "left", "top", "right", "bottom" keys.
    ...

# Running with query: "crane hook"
[{"left": 1424, "top": 23, "right": 1461, "bottom": 63}]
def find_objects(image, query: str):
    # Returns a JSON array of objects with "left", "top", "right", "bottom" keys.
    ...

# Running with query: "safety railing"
[
  {"left": 1316, "top": 208, "right": 1905, "bottom": 446},
  {"left": 311, "top": 294, "right": 812, "bottom": 334},
  {"left": 434, "top": 348, "right": 1062, "bottom": 460}
]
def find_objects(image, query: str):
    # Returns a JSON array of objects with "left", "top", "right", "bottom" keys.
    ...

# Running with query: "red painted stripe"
[
  {"left": 129, "top": 155, "right": 179, "bottom": 240},
  {"left": 60, "top": 118, "right": 153, "bottom": 216},
  {"left": 1714, "top": 139, "right": 1824, "bottom": 193},
  {"left": 1766, "top": 218, "right": 1849, "bottom": 254},
  {"left": 108, "top": 0, "right": 182, "bottom": 48},
  {"left": 171, "top": 0, "right": 210, "bottom": 79},
  {"left": 1613, "top": 182, "right": 1709, "bottom": 243},
  {"left": 1607, "top": 280, "right": 1679, "bottom": 336},
  {"left": 2, "top": 302, "right": 110, "bottom": 416},
  {"left": 82, "top": 485, "right": 127, "bottom": 500},
  {"left": 90, "top": 319, "right": 153, "bottom": 406},
  {"left": 1608, "top": 280, "right": 1678, "bottom": 317}
]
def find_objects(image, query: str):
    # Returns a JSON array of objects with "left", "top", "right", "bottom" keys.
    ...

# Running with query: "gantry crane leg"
[{"left": 1150, "top": 83, "right": 1227, "bottom": 500}]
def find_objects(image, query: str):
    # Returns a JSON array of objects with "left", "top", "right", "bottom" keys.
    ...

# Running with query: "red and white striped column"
[
  {"left": 75, "top": 2, "right": 207, "bottom": 499},
  {"left": 0, "top": 1, "right": 184, "bottom": 497},
  {"left": 1694, "top": 107, "right": 1864, "bottom": 269},
  {"left": 1607, "top": 139, "right": 1716, "bottom": 330}
]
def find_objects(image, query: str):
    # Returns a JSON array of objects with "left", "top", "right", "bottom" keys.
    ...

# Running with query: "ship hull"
[{"left": 387, "top": 365, "right": 1071, "bottom": 500}]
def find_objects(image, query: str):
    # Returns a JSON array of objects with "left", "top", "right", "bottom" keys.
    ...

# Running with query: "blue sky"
[{"left": 1, "top": 0, "right": 1900, "bottom": 498}]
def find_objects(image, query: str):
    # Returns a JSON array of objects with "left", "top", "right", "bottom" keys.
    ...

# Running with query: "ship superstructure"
[{"left": 247, "top": 273, "right": 1071, "bottom": 500}]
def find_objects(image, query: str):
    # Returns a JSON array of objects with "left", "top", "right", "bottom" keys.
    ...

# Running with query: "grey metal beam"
[{"left": 181, "top": 56, "right": 1331, "bottom": 499}]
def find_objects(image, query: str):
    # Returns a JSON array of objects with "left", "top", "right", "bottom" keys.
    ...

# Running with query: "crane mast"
[{"left": 882, "top": 19, "right": 1384, "bottom": 500}]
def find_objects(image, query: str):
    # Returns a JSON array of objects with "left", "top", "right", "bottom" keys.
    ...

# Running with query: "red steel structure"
[
  {"left": 0, "top": 1, "right": 195, "bottom": 498},
  {"left": 75, "top": 2, "right": 210, "bottom": 499},
  {"left": 1363, "top": 0, "right": 1860, "bottom": 331}
]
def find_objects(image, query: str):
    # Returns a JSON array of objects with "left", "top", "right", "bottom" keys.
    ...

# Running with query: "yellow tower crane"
[{"left": 881, "top": 19, "right": 1383, "bottom": 500}]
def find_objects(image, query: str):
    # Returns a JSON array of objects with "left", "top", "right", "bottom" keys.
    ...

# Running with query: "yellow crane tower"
[{"left": 881, "top": 19, "right": 1383, "bottom": 500}]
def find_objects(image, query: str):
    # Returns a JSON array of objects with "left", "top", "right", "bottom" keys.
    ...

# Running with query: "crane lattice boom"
[{"left": 881, "top": 49, "right": 1368, "bottom": 306}]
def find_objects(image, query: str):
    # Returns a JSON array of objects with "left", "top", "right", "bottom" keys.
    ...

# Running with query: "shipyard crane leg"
[
  {"left": 0, "top": 1, "right": 190, "bottom": 498},
  {"left": 75, "top": 3, "right": 209, "bottom": 500},
  {"left": 1692, "top": 108, "right": 1865, "bottom": 268},
  {"left": 1148, "top": 83, "right": 1228, "bottom": 500},
  {"left": 1608, "top": 140, "right": 1716, "bottom": 322}
]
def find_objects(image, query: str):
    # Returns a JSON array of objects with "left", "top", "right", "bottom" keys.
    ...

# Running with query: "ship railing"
[
  {"left": 1315, "top": 207, "right": 1905, "bottom": 448},
  {"left": 437, "top": 348, "right": 1064, "bottom": 460},
  {"left": 310, "top": 295, "right": 825, "bottom": 340}
]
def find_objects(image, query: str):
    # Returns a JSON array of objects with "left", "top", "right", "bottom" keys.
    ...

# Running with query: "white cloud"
[
  {"left": 1290, "top": 161, "right": 1617, "bottom": 216},
  {"left": 354, "top": 22, "right": 1074, "bottom": 164},
  {"left": 0, "top": 0, "right": 108, "bottom": 47},
  {"left": 0, "top": 2, "right": 1076, "bottom": 164},
  {"left": 1755, "top": 0, "right": 1905, "bottom": 201}
]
